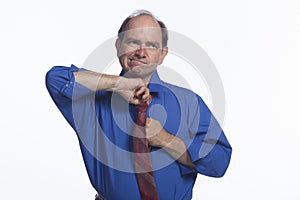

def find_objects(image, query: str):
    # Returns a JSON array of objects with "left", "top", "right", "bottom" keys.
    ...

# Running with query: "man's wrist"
[
  {"left": 111, "top": 76, "right": 124, "bottom": 92},
  {"left": 159, "top": 130, "right": 176, "bottom": 148}
]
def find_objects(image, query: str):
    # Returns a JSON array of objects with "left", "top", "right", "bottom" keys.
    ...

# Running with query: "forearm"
[
  {"left": 161, "top": 130, "right": 195, "bottom": 169},
  {"left": 73, "top": 70, "right": 150, "bottom": 105},
  {"left": 73, "top": 70, "right": 121, "bottom": 91}
]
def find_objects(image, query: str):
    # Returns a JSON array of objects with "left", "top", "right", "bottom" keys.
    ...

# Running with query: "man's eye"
[
  {"left": 149, "top": 44, "right": 158, "bottom": 49},
  {"left": 147, "top": 43, "right": 159, "bottom": 49},
  {"left": 127, "top": 40, "right": 140, "bottom": 47}
]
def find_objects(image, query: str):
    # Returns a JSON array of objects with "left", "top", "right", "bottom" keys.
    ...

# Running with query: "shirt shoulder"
[{"left": 159, "top": 80, "right": 201, "bottom": 102}]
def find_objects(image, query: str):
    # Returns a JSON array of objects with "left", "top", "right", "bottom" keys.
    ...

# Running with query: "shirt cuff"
[
  {"left": 60, "top": 64, "right": 94, "bottom": 100},
  {"left": 179, "top": 163, "right": 197, "bottom": 175}
]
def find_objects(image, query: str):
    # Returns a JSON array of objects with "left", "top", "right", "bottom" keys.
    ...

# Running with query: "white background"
[{"left": 0, "top": 0, "right": 299, "bottom": 199}]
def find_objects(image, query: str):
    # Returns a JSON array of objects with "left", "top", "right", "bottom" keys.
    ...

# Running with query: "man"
[{"left": 46, "top": 10, "right": 232, "bottom": 200}]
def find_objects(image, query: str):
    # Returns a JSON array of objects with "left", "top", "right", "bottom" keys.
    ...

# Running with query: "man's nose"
[{"left": 134, "top": 45, "right": 147, "bottom": 58}]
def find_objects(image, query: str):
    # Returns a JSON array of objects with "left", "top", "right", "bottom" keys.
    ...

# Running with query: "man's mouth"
[{"left": 129, "top": 58, "right": 147, "bottom": 67}]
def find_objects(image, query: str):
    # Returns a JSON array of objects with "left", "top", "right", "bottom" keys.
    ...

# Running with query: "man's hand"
[
  {"left": 145, "top": 118, "right": 167, "bottom": 148},
  {"left": 114, "top": 77, "right": 151, "bottom": 105}
]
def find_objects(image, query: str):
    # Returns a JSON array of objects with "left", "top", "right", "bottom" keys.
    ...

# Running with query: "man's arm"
[
  {"left": 144, "top": 94, "right": 232, "bottom": 177},
  {"left": 74, "top": 70, "right": 150, "bottom": 105},
  {"left": 46, "top": 64, "right": 151, "bottom": 131},
  {"left": 145, "top": 118, "right": 195, "bottom": 169},
  {"left": 185, "top": 96, "right": 232, "bottom": 177}
]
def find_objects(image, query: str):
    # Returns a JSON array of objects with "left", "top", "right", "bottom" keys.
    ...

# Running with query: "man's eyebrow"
[
  {"left": 124, "top": 38, "right": 139, "bottom": 42},
  {"left": 146, "top": 41, "right": 160, "bottom": 46},
  {"left": 124, "top": 37, "right": 161, "bottom": 47}
]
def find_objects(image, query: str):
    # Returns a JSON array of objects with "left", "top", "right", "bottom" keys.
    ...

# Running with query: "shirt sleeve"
[
  {"left": 180, "top": 96, "right": 232, "bottom": 177},
  {"left": 45, "top": 64, "right": 94, "bottom": 129}
]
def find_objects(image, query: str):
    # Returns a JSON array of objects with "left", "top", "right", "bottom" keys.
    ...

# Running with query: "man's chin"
[
  {"left": 123, "top": 64, "right": 156, "bottom": 79},
  {"left": 130, "top": 66, "right": 142, "bottom": 73},
  {"left": 124, "top": 67, "right": 143, "bottom": 78}
]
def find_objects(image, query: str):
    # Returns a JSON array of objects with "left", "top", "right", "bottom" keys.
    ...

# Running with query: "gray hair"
[{"left": 118, "top": 10, "right": 168, "bottom": 48}]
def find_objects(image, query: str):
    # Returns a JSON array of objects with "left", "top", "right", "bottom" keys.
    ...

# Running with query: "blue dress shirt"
[{"left": 45, "top": 64, "right": 232, "bottom": 200}]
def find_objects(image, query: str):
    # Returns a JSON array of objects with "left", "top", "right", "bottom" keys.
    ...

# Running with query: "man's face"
[{"left": 116, "top": 15, "right": 168, "bottom": 80}]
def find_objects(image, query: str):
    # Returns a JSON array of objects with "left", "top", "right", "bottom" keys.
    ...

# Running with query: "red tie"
[{"left": 132, "top": 102, "right": 159, "bottom": 200}]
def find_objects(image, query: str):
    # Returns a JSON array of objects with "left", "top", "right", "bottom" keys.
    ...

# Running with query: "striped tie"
[{"left": 132, "top": 102, "right": 159, "bottom": 200}]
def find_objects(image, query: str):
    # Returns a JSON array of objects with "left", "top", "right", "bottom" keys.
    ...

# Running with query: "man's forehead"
[
  {"left": 127, "top": 14, "right": 160, "bottom": 29},
  {"left": 121, "top": 28, "right": 162, "bottom": 41}
]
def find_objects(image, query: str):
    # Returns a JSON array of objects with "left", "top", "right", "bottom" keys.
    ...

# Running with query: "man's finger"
[
  {"left": 146, "top": 118, "right": 152, "bottom": 127},
  {"left": 141, "top": 89, "right": 150, "bottom": 101},
  {"left": 135, "top": 86, "right": 146, "bottom": 98},
  {"left": 137, "top": 87, "right": 151, "bottom": 103},
  {"left": 130, "top": 98, "right": 140, "bottom": 105}
]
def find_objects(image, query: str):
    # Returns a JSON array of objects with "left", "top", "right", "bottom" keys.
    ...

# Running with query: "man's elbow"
[{"left": 214, "top": 148, "right": 232, "bottom": 178}]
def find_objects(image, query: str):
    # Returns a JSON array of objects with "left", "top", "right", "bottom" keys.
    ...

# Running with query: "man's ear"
[
  {"left": 115, "top": 38, "right": 120, "bottom": 57},
  {"left": 159, "top": 47, "right": 168, "bottom": 65}
]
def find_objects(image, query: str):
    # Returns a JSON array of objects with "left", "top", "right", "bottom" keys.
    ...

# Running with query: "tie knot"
[{"left": 136, "top": 102, "right": 148, "bottom": 113}]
